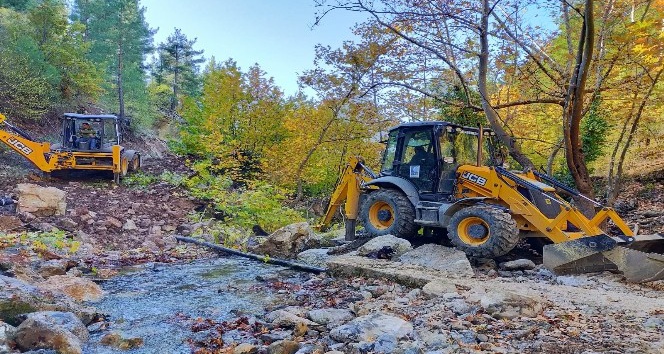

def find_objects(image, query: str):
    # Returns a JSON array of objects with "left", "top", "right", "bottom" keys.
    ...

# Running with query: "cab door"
[{"left": 394, "top": 128, "right": 438, "bottom": 195}]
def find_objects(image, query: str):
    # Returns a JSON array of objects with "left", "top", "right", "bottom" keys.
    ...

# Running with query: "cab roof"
[
  {"left": 63, "top": 113, "right": 118, "bottom": 120},
  {"left": 389, "top": 121, "right": 492, "bottom": 133}
]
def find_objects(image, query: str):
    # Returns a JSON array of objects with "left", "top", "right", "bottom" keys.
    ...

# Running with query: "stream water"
[{"left": 83, "top": 257, "right": 294, "bottom": 353}]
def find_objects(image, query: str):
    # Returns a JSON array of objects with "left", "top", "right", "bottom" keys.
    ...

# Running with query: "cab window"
[
  {"left": 103, "top": 120, "right": 118, "bottom": 145},
  {"left": 380, "top": 131, "right": 398, "bottom": 173}
]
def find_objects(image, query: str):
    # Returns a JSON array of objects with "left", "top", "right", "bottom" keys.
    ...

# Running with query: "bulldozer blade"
[{"left": 544, "top": 234, "right": 664, "bottom": 283}]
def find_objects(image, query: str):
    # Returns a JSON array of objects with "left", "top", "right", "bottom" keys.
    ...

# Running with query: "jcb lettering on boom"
[
  {"left": 7, "top": 137, "right": 32, "bottom": 155},
  {"left": 461, "top": 171, "right": 487, "bottom": 186}
]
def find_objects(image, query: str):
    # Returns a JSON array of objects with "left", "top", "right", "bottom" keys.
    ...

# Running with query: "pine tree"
[
  {"left": 154, "top": 28, "right": 204, "bottom": 111},
  {"left": 73, "top": 0, "right": 154, "bottom": 123}
]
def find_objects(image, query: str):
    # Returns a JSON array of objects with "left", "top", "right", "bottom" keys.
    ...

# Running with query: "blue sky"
[{"left": 141, "top": 0, "right": 366, "bottom": 96}]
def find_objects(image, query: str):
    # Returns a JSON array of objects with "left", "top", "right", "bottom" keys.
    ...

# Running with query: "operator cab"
[
  {"left": 60, "top": 113, "right": 122, "bottom": 152},
  {"left": 379, "top": 121, "right": 500, "bottom": 201}
]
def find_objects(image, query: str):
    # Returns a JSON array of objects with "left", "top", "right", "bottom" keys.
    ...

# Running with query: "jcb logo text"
[
  {"left": 461, "top": 171, "right": 487, "bottom": 186},
  {"left": 7, "top": 138, "right": 33, "bottom": 155}
]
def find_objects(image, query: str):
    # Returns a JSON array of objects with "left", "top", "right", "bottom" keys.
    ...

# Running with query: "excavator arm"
[
  {"left": 316, "top": 156, "right": 376, "bottom": 240},
  {"left": 0, "top": 113, "right": 54, "bottom": 172}
]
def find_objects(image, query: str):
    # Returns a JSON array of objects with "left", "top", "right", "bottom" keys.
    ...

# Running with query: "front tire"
[
  {"left": 448, "top": 205, "right": 519, "bottom": 258},
  {"left": 359, "top": 189, "right": 418, "bottom": 238}
]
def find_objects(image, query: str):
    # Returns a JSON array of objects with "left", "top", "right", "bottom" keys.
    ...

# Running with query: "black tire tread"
[
  {"left": 448, "top": 205, "right": 519, "bottom": 258},
  {"left": 359, "top": 189, "right": 418, "bottom": 238}
]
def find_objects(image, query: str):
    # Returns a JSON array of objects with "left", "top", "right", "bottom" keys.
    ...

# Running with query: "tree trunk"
[
  {"left": 171, "top": 46, "right": 179, "bottom": 111},
  {"left": 479, "top": 0, "right": 533, "bottom": 170},
  {"left": 562, "top": 0, "right": 595, "bottom": 216},
  {"left": 607, "top": 68, "right": 663, "bottom": 205},
  {"left": 117, "top": 11, "right": 125, "bottom": 119}
]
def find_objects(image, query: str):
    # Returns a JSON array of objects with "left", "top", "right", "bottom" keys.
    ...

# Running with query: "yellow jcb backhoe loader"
[
  {"left": 0, "top": 112, "right": 141, "bottom": 183},
  {"left": 317, "top": 121, "right": 664, "bottom": 282}
]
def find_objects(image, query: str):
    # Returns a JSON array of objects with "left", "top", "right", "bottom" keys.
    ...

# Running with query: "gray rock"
[
  {"left": 329, "top": 312, "right": 413, "bottom": 343},
  {"left": 644, "top": 317, "right": 664, "bottom": 329},
  {"left": 36, "top": 260, "right": 69, "bottom": 278},
  {"left": 122, "top": 219, "right": 138, "bottom": 231},
  {"left": 13, "top": 311, "right": 88, "bottom": 354},
  {"left": 398, "top": 244, "right": 473, "bottom": 277},
  {"left": 373, "top": 333, "right": 398, "bottom": 353},
  {"left": 421, "top": 281, "right": 457, "bottom": 299},
  {"left": 0, "top": 275, "right": 97, "bottom": 326},
  {"left": 555, "top": 275, "right": 594, "bottom": 287},
  {"left": 297, "top": 249, "right": 331, "bottom": 268},
  {"left": 267, "top": 339, "right": 299, "bottom": 354},
  {"left": 58, "top": 218, "right": 79, "bottom": 230},
  {"left": 0, "top": 321, "right": 16, "bottom": 347},
  {"left": 446, "top": 299, "right": 474, "bottom": 315},
  {"left": 451, "top": 330, "right": 476, "bottom": 344},
  {"left": 499, "top": 259, "right": 536, "bottom": 271},
  {"left": 99, "top": 331, "right": 144, "bottom": 350},
  {"left": 259, "top": 330, "right": 292, "bottom": 344},
  {"left": 252, "top": 222, "right": 321, "bottom": 258},
  {"left": 265, "top": 309, "right": 319, "bottom": 328},
  {"left": 234, "top": 343, "right": 258, "bottom": 354},
  {"left": 307, "top": 308, "right": 354, "bottom": 326},
  {"left": 480, "top": 291, "right": 544, "bottom": 319},
  {"left": 418, "top": 329, "right": 449, "bottom": 349},
  {"left": 358, "top": 235, "right": 412, "bottom": 259}
]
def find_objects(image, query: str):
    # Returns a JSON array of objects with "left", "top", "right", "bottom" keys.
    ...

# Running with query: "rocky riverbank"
[{"left": 1, "top": 154, "right": 663, "bottom": 353}]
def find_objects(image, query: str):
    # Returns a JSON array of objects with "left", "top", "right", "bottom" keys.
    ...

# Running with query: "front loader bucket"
[
  {"left": 543, "top": 235, "right": 619, "bottom": 275},
  {"left": 544, "top": 234, "right": 664, "bottom": 283}
]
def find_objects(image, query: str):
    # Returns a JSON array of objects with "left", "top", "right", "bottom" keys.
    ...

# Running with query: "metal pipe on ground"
[{"left": 174, "top": 236, "right": 327, "bottom": 274}]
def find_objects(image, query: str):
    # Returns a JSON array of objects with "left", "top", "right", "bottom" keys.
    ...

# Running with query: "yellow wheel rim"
[
  {"left": 368, "top": 201, "right": 395, "bottom": 230},
  {"left": 457, "top": 217, "right": 490, "bottom": 246}
]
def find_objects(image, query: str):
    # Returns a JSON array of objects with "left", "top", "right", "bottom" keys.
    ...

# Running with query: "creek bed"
[{"left": 84, "top": 257, "right": 294, "bottom": 353}]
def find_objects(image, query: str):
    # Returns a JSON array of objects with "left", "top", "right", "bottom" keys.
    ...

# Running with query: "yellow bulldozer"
[
  {"left": 318, "top": 121, "right": 664, "bottom": 282},
  {"left": 0, "top": 112, "right": 140, "bottom": 183}
]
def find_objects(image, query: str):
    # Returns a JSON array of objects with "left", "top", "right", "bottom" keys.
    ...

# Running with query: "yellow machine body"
[
  {"left": 0, "top": 113, "right": 137, "bottom": 182},
  {"left": 318, "top": 121, "right": 664, "bottom": 282}
]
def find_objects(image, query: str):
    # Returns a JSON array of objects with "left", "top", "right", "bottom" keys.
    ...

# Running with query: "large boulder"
[
  {"left": 252, "top": 222, "right": 321, "bottom": 259},
  {"left": 13, "top": 311, "right": 88, "bottom": 354},
  {"left": 16, "top": 184, "right": 66, "bottom": 217},
  {"left": 38, "top": 275, "right": 103, "bottom": 302},
  {"left": 357, "top": 235, "right": 412, "bottom": 259},
  {"left": 0, "top": 275, "right": 98, "bottom": 326},
  {"left": 398, "top": 244, "right": 473, "bottom": 277},
  {"left": 296, "top": 248, "right": 331, "bottom": 268},
  {"left": 480, "top": 291, "right": 545, "bottom": 319},
  {"left": 329, "top": 312, "right": 413, "bottom": 343}
]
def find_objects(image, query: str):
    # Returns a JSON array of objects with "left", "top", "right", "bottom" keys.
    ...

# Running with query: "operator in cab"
[{"left": 78, "top": 122, "right": 98, "bottom": 149}]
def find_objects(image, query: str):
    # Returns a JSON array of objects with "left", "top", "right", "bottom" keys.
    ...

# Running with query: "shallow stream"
[{"left": 83, "top": 257, "right": 293, "bottom": 353}]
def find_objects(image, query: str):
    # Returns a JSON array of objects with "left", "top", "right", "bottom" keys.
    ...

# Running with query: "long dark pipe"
[{"left": 175, "top": 236, "right": 327, "bottom": 274}]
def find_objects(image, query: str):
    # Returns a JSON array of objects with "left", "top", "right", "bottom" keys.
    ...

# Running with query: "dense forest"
[{"left": 0, "top": 0, "right": 662, "bottom": 213}]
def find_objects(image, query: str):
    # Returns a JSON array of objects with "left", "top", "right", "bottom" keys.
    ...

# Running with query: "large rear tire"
[
  {"left": 359, "top": 189, "right": 418, "bottom": 238},
  {"left": 448, "top": 205, "right": 519, "bottom": 258},
  {"left": 128, "top": 154, "right": 141, "bottom": 172}
]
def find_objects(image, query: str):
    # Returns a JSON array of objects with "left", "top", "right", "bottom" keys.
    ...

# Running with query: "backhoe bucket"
[{"left": 543, "top": 234, "right": 664, "bottom": 283}]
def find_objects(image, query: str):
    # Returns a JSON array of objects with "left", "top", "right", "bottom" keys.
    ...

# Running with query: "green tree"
[
  {"left": 74, "top": 0, "right": 154, "bottom": 124},
  {"left": 28, "top": 0, "right": 101, "bottom": 104},
  {"left": 0, "top": 0, "right": 35, "bottom": 12},
  {"left": 0, "top": 8, "right": 55, "bottom": 119},
  {"left": 153, "top": 28, "right": 204, "bottom": 111}
]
